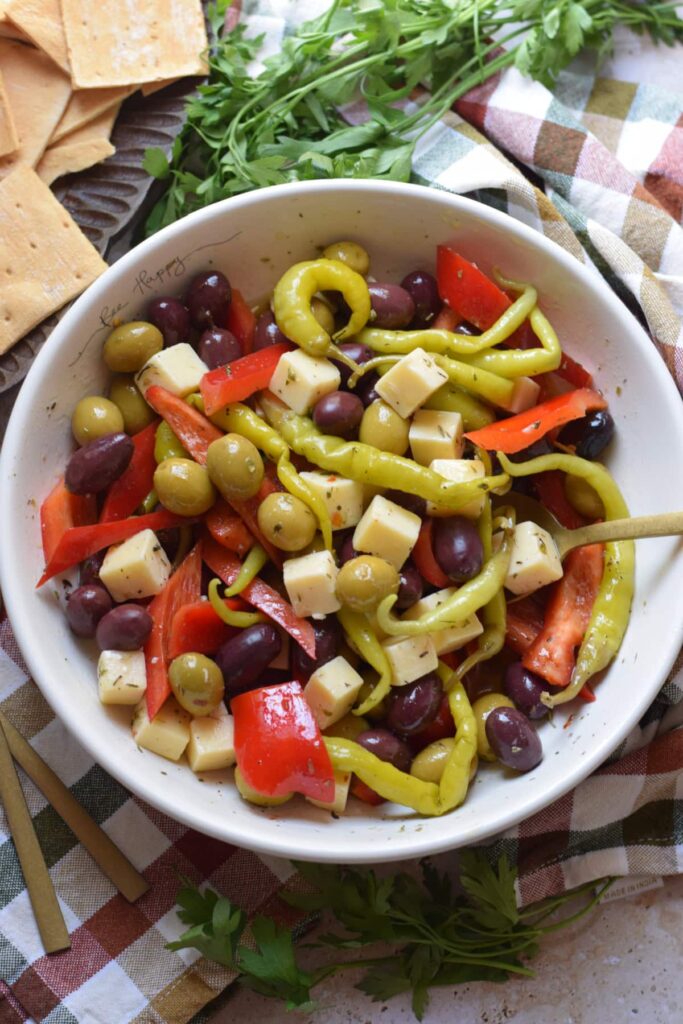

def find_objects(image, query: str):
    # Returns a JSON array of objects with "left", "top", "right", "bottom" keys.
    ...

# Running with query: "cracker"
[
  {"left": 0, "top": 167, "right": 107, "bottom": 355},
  {"left": 61, "top": 0, "right": 208, "bottom": 89},
  {"left": 5, "top": 0, "right": 69, "bottom": 72},
  {"left": 50, "top": 86, "right": 133, "bottom": 144},
  {"left": 141, "top": 78, "right": 180, "bottom": 96},
  {"left": 37, "top": 107, "right": 117, "bottom": 185},
  {"left": 0, "top": 1, "right": 25, "bottom": 39},
  {"left": 0, "top": 69, "right": 18, "bottom": 158},
  {"left": 0, "top": 40, "right": 71, "bottom": 180}
]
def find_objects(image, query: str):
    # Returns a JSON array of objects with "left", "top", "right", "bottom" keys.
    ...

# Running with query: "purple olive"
[
  {"left": 156, "top": 527, "right": 181, "bottom": 563},
  {"left": 312, "top": 391, "right": 364, "bottom": 438},
  {"left": 79, "top": 551, "right": 105, "bottom": 586},
  {"left": 395, "top": 562, "right": 423, "bottom": 610},
  {"left": 386, "top": 672, "right": 442, "bottom": 736},
  {"left": 353, "top": 370, "right": 381, "bottom": 407},
  {"left": 336, "top": 532, "right": 358, "bottom": 566},
  {"left": 400, "top": 270, "right": 440, "bottom": 325},
  {"left": 216, "top": 622, "right": 282, "bottom": 697},
  {"left": 384, "top": 489, "right": 427, "bottom": 518},
  {"left": 147, "top": 296, "right": 190, "bottom": 346},
  {"left": 253, "top": 311, "right": 289, "bottom": 351},
  {"left": 503, "top": 662, "right": 551, "bottom": 719},
  {"left": 331, "top": 342, "right": 373, "bottom": 388},
  {"left": 558, "top": 409, "right": 615, "bottom": 460},
  {"left": 368, "top": 283, "right": 415, "bottom": 329},
  {"left": 65, "top": 432, "right": 134, "bottom": 494},
  {"left": 454, "top": 320, "right": 480, "bottom": 336},
  {"left": 95, "top": 604, "right": 153, "bottom": 651},
  {"left": 198, "top": 327, "right": 242, "bottom": 369},
  {"left": 66, "top": 584, "right": 112, "bottom": 638},
  {"left": 432, "top": 515, "right": 484, "bottom": 583},
  {"left": 356, "top": 729, "right": 412, "bottom": 772},
  {"left": 185, "top": 271, "right": 232, "bottom": 328},
  {"left": 485, "top": 707, "right": 543, "bottom": 772},
  {"left": 290, "top": 616, "right": 342, "bottom": 681}
]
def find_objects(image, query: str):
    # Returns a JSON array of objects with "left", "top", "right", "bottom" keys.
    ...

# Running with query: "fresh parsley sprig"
[
  {"left": 143, "top": 0, "right": 683, "bottom": 234},
  {"left": 168, "top": 853, "right": 613, "bottom": 1019}
]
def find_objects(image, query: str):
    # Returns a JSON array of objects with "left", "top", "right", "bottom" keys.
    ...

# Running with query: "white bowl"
[{"left": 2, "top": 180, "right": 683, "bottom": 864}]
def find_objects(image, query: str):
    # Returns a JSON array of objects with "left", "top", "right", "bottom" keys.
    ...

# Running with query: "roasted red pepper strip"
[
  {"left": 40, "top": 477, "right": 97, "bottom": 566},
  {"left": 203, "top": 535, "right": 316, "bottom": 658},
  {"left": 144, "top": 386, "right": 222, "bottom": 464},
  {"left": 37, "top": 508, "right": 190, "bottom": 587},
  {"left": 168, "top": 597, "right": 245, "bottom": 659},
  {"left": 200, "top": 343, "right": 290, "bottom": 416},
  {"left": 437, "top": 246, "right": 511, "bottom": 331},
  {"left": 232, "top": 680, "right": 335, "bottom": 801},
  {"left": 223, "top": 288, "right": 256, "bottom": 355},
  {"left": 230, "top": 477, "right": 283, "bottom": 568},
  {"left": 412, "top": 519, "right": 451, "bottom": 589},
  {"left": 464, "top": 388, "right": 607, "bottom": 454},
  {"left": 505, "top": 597, "right": 545, "bottom": 656},
  {"left": 145, "top": 542, "right": 203, "bottom": 718},
  {"left": 533, "top": 470, "right": 586, "bottom": 531},
  {"left": 99, "top": 421, "right": 158, "bottom": 523},
  {"left": 205, "top": 498, "right": 254, "bottom": 557},
  {"left": 350, "top": 779, "right": 385, "bottom": 806}
]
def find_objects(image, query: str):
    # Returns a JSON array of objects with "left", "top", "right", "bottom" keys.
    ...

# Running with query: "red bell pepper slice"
[
  {"left": 203, "top": 535, "right": 316, "bottom": 658},
  {"left": 432, "top": 305, "right": 460, "bottom": 331},
  {"left": 37, "top": 508, "right": 191, "bottom": 587},
  {"left": 533, "top": 471, "right": 586, "bottom": 530},
  {"left": 205, "top": 498, "right": 254, "bottom": 558},
  {"left": 145, "top": 541, "right": 203, "bottom": 718},
  {"left": 99, "top": 421, "right": 158, "bottom": 523},
  {"left": 230, "top": 477, "right": 283, "bottom": 568},
  {"left": 144, "top": 386, "right": 222, "bottom": 465},
  {"left": 232, "top": 680, "right": 335, "bottom": 801},
  {"left": 40, "top": 477, "right": 97, "bottom": 566},
  {"left": 505, "top": 597, "right": 546, "bottom": 656},
  {"left": 464, "top": 388, "right": 607, "bottom": 455},
  {"left": 437, "top": 246, "right": 511, "bottom": 331},
  {"left": 350, "top": 778, "right": 385, "bottom": 806},
  {"left": 412, "top": 519, "right": 451, "bottom": 589},
  {"left": 168, "top": 597, "right": 244, "bottom": 659},
  {"left": 223, "top": 289, "right": 256, "bottom": 355},
  {"left": 200, "top": 343, "right": 290, "bottom": 416}
]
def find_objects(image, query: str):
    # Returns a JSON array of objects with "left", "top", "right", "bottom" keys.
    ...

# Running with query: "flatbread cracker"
[
  {"left": 0, "top": 39, "right": 71, "bottom": 180},
  {"left": 0, "top": 1, "right": 25, "bottom": 39},
  {"left": 0, "top": 69, "right": 18, "bottom": 158},
  {"left": 37, "top": 107, "right": 117, "bottom": 185},
  {"left": 50, "top": 86, "right": 134, "bottom": 144},
  {"left": 141, "top": 78, "right": 180, "bottom": 96},
  {"left": 61, "top": 0, "right": 208, "bottom": 88},
  {"left": 5, "top": 0, "right": 69, "bottom": 73},
  {"left": 0, "top": 167, "right": 107, "bottom": 355}
]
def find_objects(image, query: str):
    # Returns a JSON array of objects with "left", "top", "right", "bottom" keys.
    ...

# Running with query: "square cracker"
[
  {"left": 51, "top": 86, "right": 134, "bottom": 144},
  {"left": 5, "top": 0, "right": 69, "bottom": 72},
  {"left": 0, "top": 39, "right": 71, "bottom": 180},
  {"left": 61, "top": 0, "right": 208, "bottom": 88},
  {"left": 0, "top": 167, "right": 107, "bottom": 354},
  {"left": 0, "top": 69, "right": 18, "bottom": 157},
  {"left": 37, "top": 107, "right": 118, "bottom": 185}
]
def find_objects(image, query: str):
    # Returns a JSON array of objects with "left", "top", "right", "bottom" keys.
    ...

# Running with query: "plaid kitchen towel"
[{"left": 3, "top": 4, "right": 683, "bottom": 1022}]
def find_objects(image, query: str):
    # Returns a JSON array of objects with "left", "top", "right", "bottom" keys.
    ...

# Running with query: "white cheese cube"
[
  {"left": 131, "top": 696, "right": 190, "bottom": 761},
  {"left": 299, "top": 471, "right": 364, "bottom": 531},
  {"left": 135, "top": 343, "right": 208, "bottom": 398},
  {"left": 504, "top": 521, "right": 564, "bottom": 595},
  {"left": 375, "top": 347, "right": 448, "bottom": 418},
  {"left": 352, "top": 495, "right": 421, "bottom": 570},
  {"left": 307, "top": 770, "right": 352, "bottom": 814},
  {"left": 409, "top": 409, "right": 464, "bottom": 465},
  {"left": 304, "top": 655, "right": 364, "bottom": 728},
  {"left": 269, "top": 349, "right": 340, "bottom": 414},
  {"left": 427, "top": 458, "right": 486, "bottom": 519},
  {"left": 187, "top": 715, "right": 236, "bottom": 773},
  {"left": 402, "top": 588, "right": 484, "bottom": 655},
  {"left": 97, "top": 650, "right": 147, "bottom": 705},
  {"left": 100, "top": 528, "right": 171, "bottom": 602},
  {"left": 382, "top": 634, "right": 438, "bottom": 686},
  {"left": 499, "top": 376, "right": 541, "bottom": 414},
  {"left": 283, "top": 549, "right": 340, "bottom": 618}
]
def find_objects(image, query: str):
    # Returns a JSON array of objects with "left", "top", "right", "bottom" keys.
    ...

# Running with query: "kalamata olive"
[
  {"left": 79, "top": 551, "right": 105, "bottom": 586},
  {"left": 356, "top": 729, "right": 412, "bottom": 772},
  {"left": 353, "top": 370, "right": 381, "bottom": 407},
  {"left": 215, "top": 623, "right": 282, "bottom": 697},
  {"left": 290, "top": 616, "right": 342, "bottom": 681},
  {"left": 558, "top": 409, "right": 615, "bottom": 460},
  {"left": 386, "top": 672, "right": 442, "bottom": 736},
  {"left": 331, "top": 342, "right": 373, "bottom": 388},
  {"left": 508, "top": 438, "right": 552, "bottom": 463},
  {"left": 96, "top": 604, "right": 153, "bottom": 651},
  {"left": 454, "top": 320, "right": 480, "bottom": 336},
  {"left": 395, "top": 562, "right": 423, "bottom": 610},
  {"left": 185, "top": 271, "right": 232, "bottom": 328},
  {"left": 198, "top": 327, "right": 242, "bottom": 369},
  {"left": 504, "top": 662, "right": 550, "bottom": 719},
  {"left": 485, "top": 706, "right": 543, "bottom": 772},
  {"left": 313, "top": 390, "right": 364, "bottom": 438},
  {"left": 400, "top": 270, "right": 440, "bottom": 325},
  {"left": 433, "top": 515, "right": 484, "bottom": 582},
  {"left": 156, "top": 527, "right": 180, "bottom": 562},
  {"left": 368, "top": 283, "right": 415, "bottom": 329},
  {"left": 147, "top": 296, "right": 190, "bottom": 346},
  {"left": 65, "top": 432, "right": 134, "bottom": 494},
  {"left": 336, "top": 532, "right": 358, "bottom": 565},
  {"left": 384, "top": 489, "right": 427, "bottom": 518},
  {"left": 253, "top": 310, "right": 289, "bottom": 351},
  {"left": 66, "top": 584, "right": 112, "bottom": 638}
]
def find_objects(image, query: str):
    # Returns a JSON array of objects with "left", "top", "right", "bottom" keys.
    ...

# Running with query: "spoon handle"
[{"left": 561, "top": 510, "right": 683, "bottom": 555}]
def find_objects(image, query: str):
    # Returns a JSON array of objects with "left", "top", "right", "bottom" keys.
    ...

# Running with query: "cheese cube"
[
  {"left": 402, "top": 588, "right": 484, "bottom": 655},
  {"left": 352, "top": 495, "right": 421, "bottom": 570},
  {"left": 307, "top": 770, "right": 352, "bottom": 814},
  {"left": 283, "top": 549, "right": 340, "bottom": 618},
  {"left": 382, "top": 634, "right": 438, "bottom": 686},
  {"left": 504, "top": 521, "right": 564, "bottom": 595},
  {"left": 299, "top": 471, "right": 364, "bottom": 531},
  {"left": 187, "top": 715, "right": 236, "bottom": 773},
  {"left": 269, "top": 349, "right": 340, "bottom": 414},
  {"left": 427, "top": 458, "right": 486, "bottom": 518},
  {"left": 304, "top": 655, "right": 364, "bottom": 728},
  {"left": 97, "top": 650, "right": 147, "bottom": 705},
  {"left": 100, "top": 528, "right": 171, "bottom": 602},
  {"left": 499, "top": 376, "right": 541, "bottom": 414},
  {"left": 409, "top": 409, "right": 464, "bottom": 465},
  {"left": 135, "top": 343, "right": 208, "bottom": 398},
  {"left": 131, "top": 697, "right": 190, "bottom": 761},
  {"left": 375, "top": 347, "right": 448, "bottom": 418}
]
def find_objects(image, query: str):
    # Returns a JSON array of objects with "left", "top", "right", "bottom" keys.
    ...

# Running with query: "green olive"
[
  {"left": 155, "top": 420, "right": 187, "bottom": 463},
  {"left": 359, "top": 400, "right": 409, "bottom": 455},
  {"left": 310, "top": 297, "right": 336, "bottom": 335},
  {"left": 103, "top": 320, "right": 164, "bottom": 373},
  {"left": 336, "top": 555, "right": 399, "bottom": 613},
  {"left": 71, "top": 395, "right": 124, "bottom": 445},
  {"left": 256, "top": 492, "right": 317, "bottom": 552},
  {"left": 565, "top": 474, "right": 605, "bottom": 520},
  {"left": 234, "top": 767, "right": 292, "bottom": 806},
  {"left": 109, "top": 374, "right": 156, "bottom": 434},
  {"left": 206, "top": 433, "right": 264, "bottom": 501},
  {"left": 168, "top": 652, "right": 224, "bottom": 716},
  {"left": 322, "top": 240, "right": 370, "bottom": 276},
  {"left": 472, "top": 693, "right": 514, "bottom": 762},
  {"left": 154, "top": 457, "right": 216, "bottom": 516},
  {"left": 323, "top": 712, "right": 370, "bottom": 741},
  {"left": 411, "top": 738, "right": 456, "bottom": 784}
]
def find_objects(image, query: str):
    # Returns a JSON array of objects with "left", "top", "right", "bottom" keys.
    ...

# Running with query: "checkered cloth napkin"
[{"left": 2, "top": 3, "right": 683, "bottom": 1021}]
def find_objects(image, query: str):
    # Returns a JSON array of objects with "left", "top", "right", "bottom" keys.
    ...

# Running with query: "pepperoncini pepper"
[{"left": 336, "top": 607, "right": 393, "bottom": 715}]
